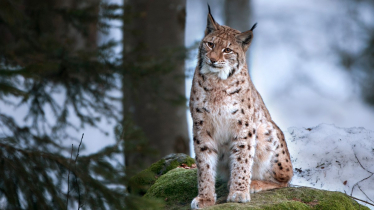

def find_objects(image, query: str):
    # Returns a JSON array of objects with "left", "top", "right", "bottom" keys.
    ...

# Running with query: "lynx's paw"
[
  {"left": 191, "top": 195, "right": 216, "bottom": 209},
  {"left": 227, "top": 191, "right": 250, "bottom": 203}
]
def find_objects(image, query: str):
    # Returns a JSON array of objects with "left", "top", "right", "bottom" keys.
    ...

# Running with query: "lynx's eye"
[
  {"left": 207, "top": 42, "right": 214, "bottom": 48},
  {"left": 223, "top": 48, "right": 232, "bottom": 53}
]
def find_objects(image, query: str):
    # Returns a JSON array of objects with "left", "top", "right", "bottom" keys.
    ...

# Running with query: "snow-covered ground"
[{"left": 287, "top": 124, "right": 374, "bottom": 209}]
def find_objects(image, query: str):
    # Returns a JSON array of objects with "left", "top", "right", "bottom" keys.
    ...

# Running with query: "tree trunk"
[
  {"left": 123, "top": 0, "right": 189, "bottom": 168},
  {"left": 224, "top": 0, "right": 252, "bottom": 65}
]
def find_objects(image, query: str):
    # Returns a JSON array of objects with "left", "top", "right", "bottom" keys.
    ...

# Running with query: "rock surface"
[{"left": 137, "top": 154, "right": 369, "bottom": 209}]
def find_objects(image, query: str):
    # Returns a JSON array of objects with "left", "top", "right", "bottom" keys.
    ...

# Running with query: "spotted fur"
[{"left": 190, "top": 7, "right": 293, "bottom": 209}]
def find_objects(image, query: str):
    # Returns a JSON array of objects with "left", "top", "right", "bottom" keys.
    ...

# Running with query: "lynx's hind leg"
[
  {"left": 270, "top": 123, "right": 293, "bottom": 184},
  {"left": 250, "top": 122, "right": 293, "bottom": 193}
]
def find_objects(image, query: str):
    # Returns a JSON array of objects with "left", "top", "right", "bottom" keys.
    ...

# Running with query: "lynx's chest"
[
  {"left": 189, "top": 69, "right": 260, "bottom": 142},
  {"left": 190, "top": 70, "right": 253, "bottom": 113}
]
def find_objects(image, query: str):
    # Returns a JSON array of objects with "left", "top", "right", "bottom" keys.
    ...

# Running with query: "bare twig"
[
  {"left": 66, "top": 144, "right": 74, "bottom": 210},
  {"left": 347, "top": 195, "right": 374, "bottom": 207},
  {"left": 358, "top": 185, "right": 374, "bottom": 204},
  {"left": 350, "top": 153, "right": 374, "bottom": 197},
  {"left": 66, "top": 134, "right": 84, "bottom": 210},
  {"left": 351, "top": 175, "right": 373, "bottom": 196},
  {"left": 74, "top": 133, "right": 84, "bottom": 210},
  {"left": 74, "top": 134, "right": 84, "bottom": 162},
  {"left": 354, "top": 153, "right": 374, "bottom": 174}
]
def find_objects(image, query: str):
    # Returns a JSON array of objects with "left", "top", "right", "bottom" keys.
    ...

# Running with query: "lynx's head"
[{"left": 198, "top": 6, "right": 257, "bottom": 80}]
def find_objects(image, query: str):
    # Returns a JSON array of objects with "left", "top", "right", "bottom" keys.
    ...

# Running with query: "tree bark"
[
  {"left": 123, "top": 0, "right": 189, "bottom": 168},
  {"left": 224, "top": 0, "right": 252, "bottom": 65}
]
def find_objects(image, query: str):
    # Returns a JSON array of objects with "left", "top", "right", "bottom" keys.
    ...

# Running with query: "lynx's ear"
[
  {"left": 205, "top": 5, "right": 220, "bottom": 36},
  {"left": 236, "top": 23, "right": 257, "bottom": 51}
]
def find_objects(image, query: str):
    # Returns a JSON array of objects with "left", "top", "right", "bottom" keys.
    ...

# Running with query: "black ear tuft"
[
  {"left": 207, "top": 4, "right": 217, "bottom": 25},
  {"left": 250, "top": 23, "right": 257, "bottom": 31},
  {"left": 236, "top": 29, "right": 254, "bottom": 52},
  {"left": 205, "top": 4, "right": 220, "bottom": 36}
]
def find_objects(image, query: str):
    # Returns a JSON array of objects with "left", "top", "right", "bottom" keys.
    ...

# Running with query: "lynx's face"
[
  {"left": 200, "top": 31, "right": 245, "bottom": 80},
  {"left": 198, "top": 12, "right": 256, "bottom": 80}
]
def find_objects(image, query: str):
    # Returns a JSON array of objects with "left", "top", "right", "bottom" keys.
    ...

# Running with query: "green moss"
[
  {"left": 206, "top": 201, "right": 309, "bottom": 210},
  {"left": 215, "top": 178, "right": 229, "bottom": 204},
  {"left": 129, "top": 153, "right": 195, "bottom": 195},
  {"left": 164, "top": 156, "right": 195, "bottom": 174},
  {"left": 128, "top": 159, "right": 165, "bottom": 194},
  {"left": 262, "top": 201, "right": 310, "bottom": 210},
  {"left": 277, "top": 187, "right": 367, "bottom": 210},
  {"left": 185, "top": 156, "right": 196, "bottom": 166},
  {"left": 144, "top": 166, "right": 370, "bottom": 210},
  {"left": 314, "top": 192, "right": 365, "bottom": 210},
  {"left": 145, "top": 168, "right": 198, "bottom": 210},
  {"left": 165, "top": 160, "right": 182, "bottom": 173},
  {"left": 149, "top": 159, "right": 167, "bottom": 174}
]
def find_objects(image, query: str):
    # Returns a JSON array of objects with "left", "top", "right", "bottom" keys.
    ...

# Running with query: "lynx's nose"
[{"left": 210, "top": 58, "right": 217, "bottom": 64}]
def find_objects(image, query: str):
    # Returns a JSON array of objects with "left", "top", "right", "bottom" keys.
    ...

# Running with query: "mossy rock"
[
  {"left": 129, "top": 153, "right": 195, "bottom": 194},
  {"left": 145, "top": 168, "right": 198, "bottom": 209},
  {"left": 145, "top": 168, "right": 369, "bottom": 210}
]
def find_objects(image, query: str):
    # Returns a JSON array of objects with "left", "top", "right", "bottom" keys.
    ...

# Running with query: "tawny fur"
[{"left": 190, "top": 8, "right": 293, "bottom": 209}]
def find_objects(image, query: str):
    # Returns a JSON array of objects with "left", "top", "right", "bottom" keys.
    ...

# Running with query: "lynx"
[{"left": 189, "top": 7, "right": 293, "bottom": 209}]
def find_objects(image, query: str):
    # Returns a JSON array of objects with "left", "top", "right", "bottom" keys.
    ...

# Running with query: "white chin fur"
[{"left": 200, "top": 63, "right": 231, "bottom": 80}]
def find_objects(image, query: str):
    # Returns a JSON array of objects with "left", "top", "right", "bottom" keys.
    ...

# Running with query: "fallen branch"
[
  {"left": 347, "top": 195, "right": 374, "bottom": 207},
  {"left": 358, "top": 185, "right": 374, "bottom": 204}
]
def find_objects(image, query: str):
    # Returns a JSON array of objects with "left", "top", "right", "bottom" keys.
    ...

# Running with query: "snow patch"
[{"left": 287, "top": 124, "right": 374, "bottom": 209}]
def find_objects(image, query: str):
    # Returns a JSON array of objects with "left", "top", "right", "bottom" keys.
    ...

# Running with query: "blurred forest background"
[{"left": 0, "top": 0, "right": 373, "bottom": 209}]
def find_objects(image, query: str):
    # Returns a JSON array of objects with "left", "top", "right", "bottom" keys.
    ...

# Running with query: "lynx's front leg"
[
  {"left": 191, "top": 123, "right": 218, "bottom": 209},
  {"left": 227, "top": 124, "right": 256, "bottom": 203}
]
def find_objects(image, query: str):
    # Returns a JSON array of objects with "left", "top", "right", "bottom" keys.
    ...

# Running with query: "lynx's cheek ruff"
[{"left": 200, "top": 61, "right": 232, "bottom": 80}]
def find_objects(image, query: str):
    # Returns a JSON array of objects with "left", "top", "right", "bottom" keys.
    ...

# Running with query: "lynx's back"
[{"left": 190, "top": 6, "right": 293, "bottom": 209}]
